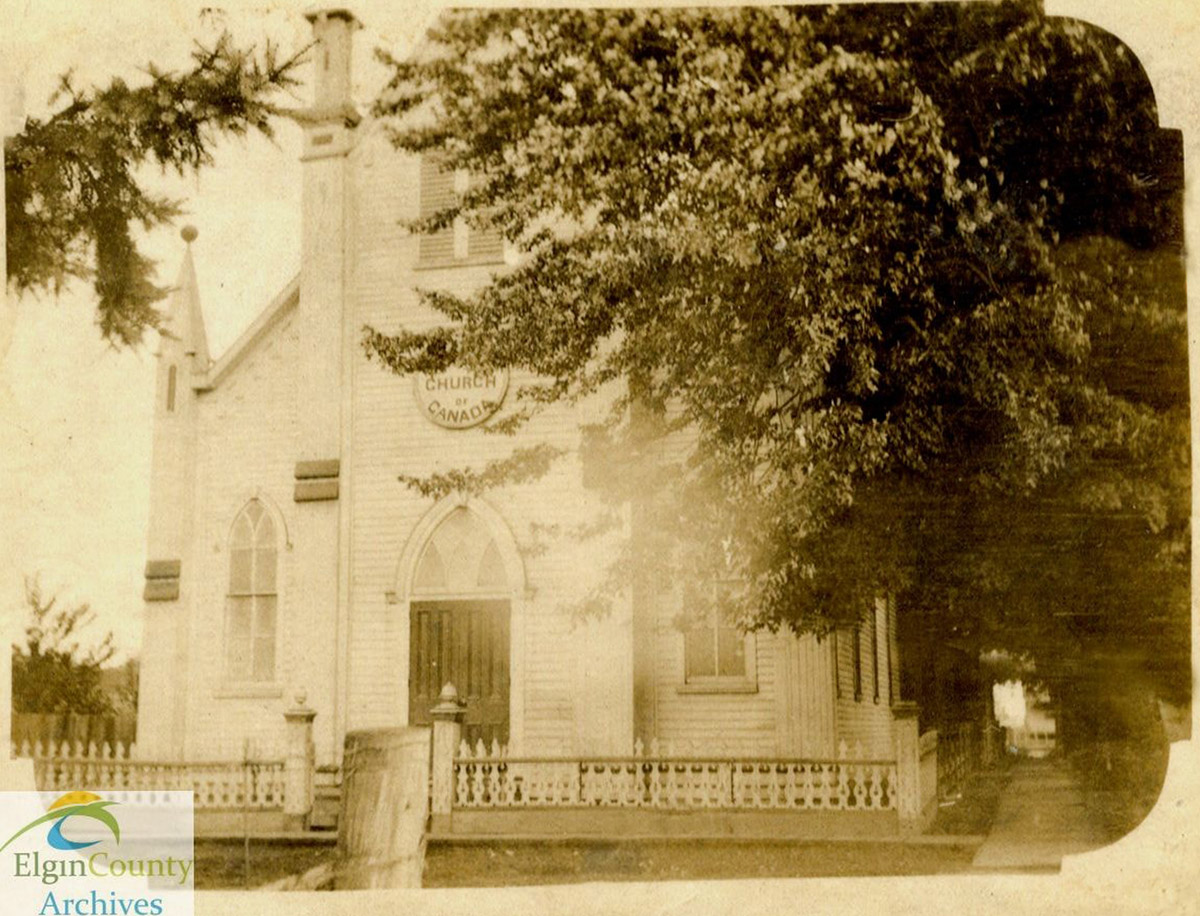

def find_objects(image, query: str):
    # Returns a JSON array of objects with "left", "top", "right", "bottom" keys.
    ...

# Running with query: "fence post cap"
[
  {"left": 431, "top": 682, "right": 467, "bottom": 722},
  {"left": 284, "top": 690, "right": 317, "bottom": 722}
]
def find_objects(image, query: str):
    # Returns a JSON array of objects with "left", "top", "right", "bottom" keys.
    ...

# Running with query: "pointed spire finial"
[{"left": 164, "top": 229, "right": 210, "bottom": 370}]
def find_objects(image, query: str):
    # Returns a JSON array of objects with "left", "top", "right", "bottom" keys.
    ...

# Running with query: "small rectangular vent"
[
  {"left": 295, "top": 459, "right": 340, "bottom": 502},
  {"left": 144, "top": 559, "right": 181, "bottom": 601}
]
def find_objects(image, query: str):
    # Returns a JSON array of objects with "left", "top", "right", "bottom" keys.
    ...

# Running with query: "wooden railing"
[
  {"left": 452, "top": 738, "right": 897, "bottom": 812},
  {"left": 13, "top": 740, "right": 287, "bottom": 810}
]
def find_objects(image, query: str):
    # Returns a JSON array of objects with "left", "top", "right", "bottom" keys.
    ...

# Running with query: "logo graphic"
[{"left": 0, "top": 792, "right": 120, "bottom": 852}]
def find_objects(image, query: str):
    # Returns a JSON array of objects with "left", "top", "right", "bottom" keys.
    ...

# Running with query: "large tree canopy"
[
  {"left": 4, "top": 33, "right": 303, "bottom": 346},
  {"left": 368, "top": 5, "right": 1186, "bottom": 699}
]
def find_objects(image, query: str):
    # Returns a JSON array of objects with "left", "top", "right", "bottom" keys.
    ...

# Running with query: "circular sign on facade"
[{"left": 414, "top": 367, "right": 510, "bottom": 429}]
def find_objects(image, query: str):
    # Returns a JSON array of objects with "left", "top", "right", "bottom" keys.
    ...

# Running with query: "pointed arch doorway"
[{"left": 407, "top": 506, "right": 511, "bottom": 746}]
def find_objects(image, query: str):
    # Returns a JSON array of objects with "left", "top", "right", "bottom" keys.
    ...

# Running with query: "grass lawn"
[
  {"left": 929, "top": 760, "right": 1014, "bottom": 836},
  {"left": 195, "top": 796, "right": 1003, "bottom": 890},
  {"left": 194, "top": 838, "right": 337, "bottom": 890},
  {"left": 423, "top": 838, "right": 979, "bottom": 886},
  {"left": 195, "top": 836, "right": 979, "bottom": 889},
  {"left": 1071, "top": 738, "right": 1170, "bottom": 842}
]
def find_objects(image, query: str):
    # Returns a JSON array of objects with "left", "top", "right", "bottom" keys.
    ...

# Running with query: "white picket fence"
[
  {"left": 452, "top": 738, "right": 896, "bottom": 811},
  {"left": 12, "top": 740, "right": 287, "bottom": 810}
]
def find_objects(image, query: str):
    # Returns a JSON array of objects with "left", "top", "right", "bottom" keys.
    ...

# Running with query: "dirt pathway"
[{"left": 971, "top": 756, "right": 1109, "bottom": 871}]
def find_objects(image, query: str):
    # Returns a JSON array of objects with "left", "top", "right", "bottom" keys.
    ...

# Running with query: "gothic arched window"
[
  {"left": 412, "top": 507, "right": 509, "bottom": 595},
  {"left": 225, "top": 500, "right": 277, "bottom": 681}
]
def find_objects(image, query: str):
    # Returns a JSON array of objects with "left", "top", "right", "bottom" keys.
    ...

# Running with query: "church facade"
[{"left": 135, "top": 9, "right": 904, "bottom": 778}]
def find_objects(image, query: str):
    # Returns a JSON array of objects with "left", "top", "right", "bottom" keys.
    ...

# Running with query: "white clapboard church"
[{"left": 135, "top": 9, "right": 923, "bottom": 830}]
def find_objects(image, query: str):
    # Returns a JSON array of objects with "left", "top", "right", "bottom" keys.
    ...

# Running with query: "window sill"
[
  {"left": 676, "top": 681, "right": 758, "bottom": 696},
  {"left": 414, "top": 255, "right": 505, "bottom": 272},
  {"left": 214, "top": 685, "right": 284, "bottom": 700}
]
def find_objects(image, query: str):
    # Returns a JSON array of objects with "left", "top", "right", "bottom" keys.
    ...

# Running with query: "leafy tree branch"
[
  {"left": 5, "top": 32, "right": 305, "bottom": 345},
  {"left": 365, "top": 6, "right": 1185, "bottom": 698}
]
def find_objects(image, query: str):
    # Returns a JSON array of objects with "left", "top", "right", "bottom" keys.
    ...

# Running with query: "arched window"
[
  {"left": 166, "top": 365, "right": 177, "bottom": 412},
  {"left": 225, "top": 500, "right": 277, "bottom": 681},
  {"left": 412, "top": 507, "right": 509, "bottom": 594}
]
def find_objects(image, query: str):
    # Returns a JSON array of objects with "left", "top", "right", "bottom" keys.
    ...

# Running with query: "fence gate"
[{"left": 409, "top": 599, "right": 510, "bottom": 746}]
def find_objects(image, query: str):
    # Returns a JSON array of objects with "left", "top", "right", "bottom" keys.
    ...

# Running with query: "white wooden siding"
[
  {"left": 649, "top": 613, "right": 780, "bottom": 756},
  {"left": 833, "top": 599, "right": 897, "bottom": 757},
  {"left": 182, "top": 309, "right": 316, "bottom": 761},
  {"left": 346, "top": 129, "right": 628, "bottom": 755}
]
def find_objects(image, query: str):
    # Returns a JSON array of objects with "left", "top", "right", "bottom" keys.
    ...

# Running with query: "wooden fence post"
[
  {"left": 337, "top": 727, "right": 430, "bottom": 889},
  {"left": 429, "top": 683, "right": 465, "bottom": 832},
  {"left": 283, "top": 691, "right": 317, "bottom": 831},
  {"left": 892, "top": 701, "right": 925, "bottom": 834}
]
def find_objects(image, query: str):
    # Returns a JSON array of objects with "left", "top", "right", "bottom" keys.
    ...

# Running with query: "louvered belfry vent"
[{"left": 418, "top": 156, "right": 504, "bottom": 268}]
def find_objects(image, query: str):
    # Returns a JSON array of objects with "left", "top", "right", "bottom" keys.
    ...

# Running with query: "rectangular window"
[
  {"left": 833, "top": 630, "right": 841, "bottom": 698},
  {"left": 683, "top": 583, "right": 751, "bottom": 686},
  {"left": 684, "top": 621, "right": 747, "bottom": 679},
  {"left": 852, "top": 625, "right": 863, "bottom": 702},
  {"left": 418, "top": 155, "right": 504, "bottom": 268},
  {"left": 872, "top": 601, "right": 881, "bottom": 703},
  {"left": 886, "top": 594, "right": 897, "bottom": 703}
]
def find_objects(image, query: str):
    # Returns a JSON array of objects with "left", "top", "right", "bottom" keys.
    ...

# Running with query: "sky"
[
  {"left": 1, "top": 0, "right": 1197, "bottom": 667},
  {"left": 0, "top": 0, "right": 439, "bottom": 660}
]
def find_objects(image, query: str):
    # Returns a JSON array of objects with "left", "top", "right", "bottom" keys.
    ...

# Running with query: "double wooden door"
[{"left": 408, "top": 599, "right": 510, "bottom": 746}]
